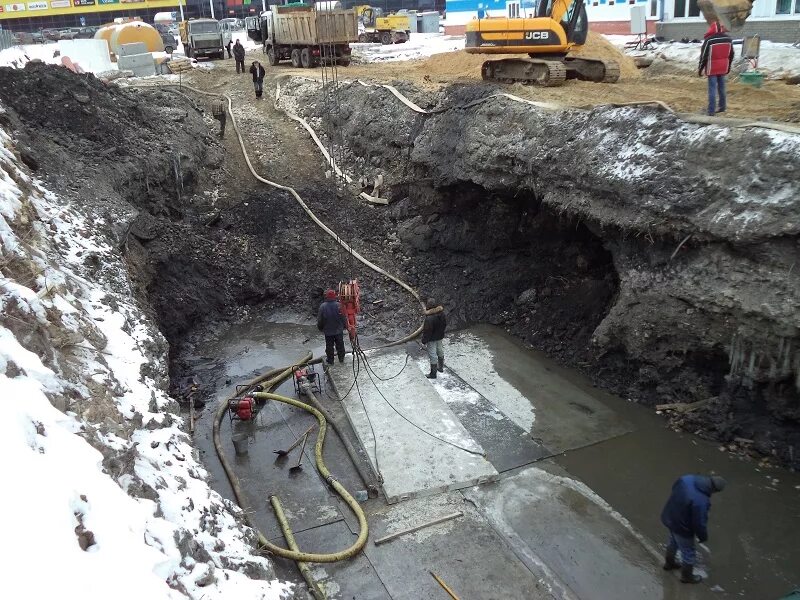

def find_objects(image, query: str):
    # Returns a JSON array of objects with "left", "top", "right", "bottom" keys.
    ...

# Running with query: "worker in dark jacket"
[
  {"left": 661, "top": 474, "right": 727, "bottom": 583},
  {"left": 317, "top": 289, "right": 346, "bottom": 365},
  {"left": 249, "top": 60, "right": 266, "bottom": 99},
  {"left": 225, "top": 39, "right": 233, "bottom": 59},
  {"left": 421, "top": 298, "right": 446, "bottom": 379},
  {"left": 698, "top": 22, "right": 734, "bottom": 116},
  {"left": 233, "top": 39, "right": 246, "bottom": 74}
]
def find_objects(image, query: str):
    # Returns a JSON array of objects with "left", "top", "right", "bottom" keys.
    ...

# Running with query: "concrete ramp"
[
  {"left": 465, "top": 465, "right": 674, "bottom": 600},
  {"left": 446, "top": 325, "right": 631, "bottom": 455},
  {"left": 327, "top": 350, "right": 498, "bottom": 504}
]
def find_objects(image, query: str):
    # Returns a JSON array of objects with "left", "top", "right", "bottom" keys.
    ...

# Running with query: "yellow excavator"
[
  {"left": 465, "top": 0, "right": 756, "bottom": 87},
  {"left": 465, "top": 0, "right": 618, "bottom": 86}
]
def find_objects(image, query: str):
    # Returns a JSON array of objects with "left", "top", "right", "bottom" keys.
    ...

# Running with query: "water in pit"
[{"left": 185, "top": 315, "right": 800, "bottom": 599}]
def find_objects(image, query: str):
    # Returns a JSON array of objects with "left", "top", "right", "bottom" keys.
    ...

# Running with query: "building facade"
[
  {"left": 0, "top": 0, "right": 224, "bottom": 32},
  {"left": 444, "top": 0, "right": 800, "bottom": 41}
]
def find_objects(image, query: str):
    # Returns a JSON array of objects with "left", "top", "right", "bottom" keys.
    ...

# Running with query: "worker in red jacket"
[{"left": 698, "top": 22, "right": 734, "bottom": 116}]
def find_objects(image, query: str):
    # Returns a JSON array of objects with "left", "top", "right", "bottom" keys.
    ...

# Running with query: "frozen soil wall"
[
  {"left": 0, "top": 64, "right": 296, "bottom": 598},
  {"left": 281, "top": 78, "right": 800, "bottom": 469}
]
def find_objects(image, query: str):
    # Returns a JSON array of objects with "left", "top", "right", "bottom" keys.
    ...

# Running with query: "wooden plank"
[{"left": 374, "top": 512, "right": 464, "bottom": 545}]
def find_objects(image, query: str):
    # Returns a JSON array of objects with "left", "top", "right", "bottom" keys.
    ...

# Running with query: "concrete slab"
[
  {"left": 363, "top": 492, "right": 552, "bottom": 600},
  {"left": 464, "top": 465, "right": 676, "bottom": 600},
  {"left": 446, "top": 325, "right": 631, "bottom": 453},
  {"left": 417, "top": 356, "right": 550, "bottom": 473},
  {"left": 328, "top": 350, "right": 498, "bottom": 503},
  {"left": 272, "top": 520, "right": 391, "bottom": 600}
]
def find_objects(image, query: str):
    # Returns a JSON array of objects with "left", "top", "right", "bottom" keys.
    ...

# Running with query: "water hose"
[
  {"left": 301, "top": 386, "right": 381, "bottom": 497},
  {"left": 212, "top": 353, "right": 369, "bottom": 564},
  {"left": 271, "top": 495, "right": 326, "bottom": 600},
  {"left": 250, "top": 391, "right": 369, "bottom": 562},
  {"left": 132, "top": 81, "right": 426, "bottom": 347}
]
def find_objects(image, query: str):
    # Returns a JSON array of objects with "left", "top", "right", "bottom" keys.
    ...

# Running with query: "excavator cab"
[{"left": 534, "top": 0, "right": 587, "bottom": 44}]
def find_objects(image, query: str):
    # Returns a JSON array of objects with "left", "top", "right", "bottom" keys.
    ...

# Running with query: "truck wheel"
[
  {"left": 380, "top": 32, "right": 391, "bottom": 45},
  {"left": 358, "top": 33, "right": 368, "bottom": 43},
  {"left": 165, "top": 45, "right": 174, "bottom": 54},
  {"left": 300, "top": 48, "right": 312, "bottom": 68},
  {"left": 338, "top": 57, "right": 351, "bottom": 67},
  {"left": 267, "top": 47, "right": 279, "bottom": 66},
  {"left": 291, "top": 49, "right": 302, "bottom": 68}
]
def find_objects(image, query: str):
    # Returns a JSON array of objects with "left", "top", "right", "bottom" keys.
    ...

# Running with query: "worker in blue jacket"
[{"left": 661, "top": 474, "right": 727, "bottom": 583}]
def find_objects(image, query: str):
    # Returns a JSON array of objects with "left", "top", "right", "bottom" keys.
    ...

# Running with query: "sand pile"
[
  {"left": 569, "top": 32, "right": 640, "bottom": 80},
  {"left": 409, "top": 32, "right": 639, "bottom": 81}
]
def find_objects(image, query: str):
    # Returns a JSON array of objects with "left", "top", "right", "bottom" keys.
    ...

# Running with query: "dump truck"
[
  {"left": 179, "top": 18, "right": 230, "bottom": 60},
  {"left": 261, "top": 5, "right": 358, "bottom": 67},
  {"left": 355, "top": 5, "right": 410, "bottom": 44}
]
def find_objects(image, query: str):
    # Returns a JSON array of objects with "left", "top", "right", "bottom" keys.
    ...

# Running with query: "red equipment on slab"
[{"left": 338, "top": 280, "right": 360, "bottom": 342}]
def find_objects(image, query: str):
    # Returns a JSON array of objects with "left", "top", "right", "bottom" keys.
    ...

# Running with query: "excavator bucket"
[{"left": 697, "top": 0, "right": 754, "bottom": 30}]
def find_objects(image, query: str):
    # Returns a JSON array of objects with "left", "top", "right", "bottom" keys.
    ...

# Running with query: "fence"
[{"left": 0, "top": 30, "right": 16, "bottom": 51}]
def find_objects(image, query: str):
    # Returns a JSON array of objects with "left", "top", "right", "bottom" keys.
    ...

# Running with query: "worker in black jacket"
[
  {"left": 249, "top": 60, "right": 266, "bottom": 99},
  {"left": 233, "top": 39, "right": 245, "bottom": 74},
  {"left": 317, "top": 289, "right": 347, "bottom": 365},
  {"left": 421, "top": 298, "right": 446, "bottom": 379}
]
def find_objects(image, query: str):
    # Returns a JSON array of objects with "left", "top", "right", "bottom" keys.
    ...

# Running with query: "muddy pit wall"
[{"left": 283, "top": 78, "right": 800, "bottom": 467}]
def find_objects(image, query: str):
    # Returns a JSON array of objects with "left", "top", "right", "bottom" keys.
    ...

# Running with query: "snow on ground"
[
  {"left": 606, "top": 33, "right": 800, "bottom": 79},
  {"left": 351, "top": 32, "right": 465, "bottom": 63},
  {"left": 429, "top": 333, "right": 535, "bottom": 433},
  {"left": 0, "top": 118, "right": 289, "bottom": 598}
]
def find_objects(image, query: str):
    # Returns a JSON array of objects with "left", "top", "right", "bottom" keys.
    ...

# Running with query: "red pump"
[{"left": 338, "top": 280, "right": 360, "bottom": 342}]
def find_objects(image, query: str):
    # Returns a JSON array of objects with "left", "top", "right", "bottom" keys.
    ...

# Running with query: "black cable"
[{"left": 355, "top": 347, "right": 486, "bottom": 457}]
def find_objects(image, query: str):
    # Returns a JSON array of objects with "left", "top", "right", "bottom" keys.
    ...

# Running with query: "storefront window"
[{"left": 776, "top": 0, "right": 791, "bottom": 14}]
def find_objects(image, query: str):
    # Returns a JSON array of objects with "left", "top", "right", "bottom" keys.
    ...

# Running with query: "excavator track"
[
  {"left": 481, "top": 58, "right": 567, "bottom": 87},
  {"left": 563, "top": 57, "right": 621, "bottom": 83}
]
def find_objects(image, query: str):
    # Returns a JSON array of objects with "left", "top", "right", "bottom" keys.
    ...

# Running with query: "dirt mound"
[
  {"left": 568, "top": 32, "right": 640, "bottom": 80},
  {"left": 408, "top": 50, "right": 519, "bottom": 80},
  {"left": 402, "top": 32, "right": 639, "bottom": 82}
]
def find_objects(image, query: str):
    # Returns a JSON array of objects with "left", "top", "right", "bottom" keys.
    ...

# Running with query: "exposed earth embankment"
[{"left": 279, "top": 78, "right": 800, "bottom": 468}]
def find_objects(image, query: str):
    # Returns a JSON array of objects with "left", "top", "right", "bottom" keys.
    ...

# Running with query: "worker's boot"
[
  {"left": 437, "top": 357, "right": 444, "bottom": 373},
  {"left": 680, "top": 564, "right": 702, "bottom": 584},
  {"left": 662, "top": 549, "right": 681, "bottom": 571},
  {"left": 426, "top": 364, "right": 437, "bottom": 379},
  {"left": 338, "top": 353, "right": 345, "bottom": 364}
]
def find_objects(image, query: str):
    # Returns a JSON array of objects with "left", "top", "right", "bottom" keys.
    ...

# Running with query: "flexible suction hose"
[{"left": 212, "top": 353, "right": 369, "bottom": 563}]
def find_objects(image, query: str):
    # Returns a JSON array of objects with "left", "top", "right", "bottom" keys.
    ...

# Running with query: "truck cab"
[{"left": 179, "top": 19, "right": 227, "bottom": 60}]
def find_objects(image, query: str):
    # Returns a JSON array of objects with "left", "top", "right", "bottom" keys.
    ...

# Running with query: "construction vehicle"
[
  {"left": 465, "top": 0, "right": 619, "bottom": 86},
  {"left": 355, "top": 5, "right": 410, "bottom": 45},
  {"left": 261, "top": 5, "right": 358, "bottom": 67},
  {"left": 179, "top": 18, "right": 230, "bottom": 60}
]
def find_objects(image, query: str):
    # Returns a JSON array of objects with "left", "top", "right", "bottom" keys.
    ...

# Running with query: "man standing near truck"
[{"left": 233, "top": 39, "right": 246, "bottom": 74}]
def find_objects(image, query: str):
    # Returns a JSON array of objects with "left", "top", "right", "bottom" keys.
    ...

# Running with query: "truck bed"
[{"left": 272, "top": 8, "right": 358, "bottom": 46}]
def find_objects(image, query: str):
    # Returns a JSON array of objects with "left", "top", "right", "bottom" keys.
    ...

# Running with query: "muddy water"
[
  {"left": 189, "top": 316, "right": 799, "bottom": 599},
  {"left": 477, "top": 325, "right": 800, "bottom": 600}
]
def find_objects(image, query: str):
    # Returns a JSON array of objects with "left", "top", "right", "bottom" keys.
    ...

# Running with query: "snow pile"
[
  {"left": 606, "top": 34, "right": 800, "bottom": 79},
  {"left": 0, "top": 120, "right": 289, "bottom": 598},
  {"left": 351, "top": 33, "right": 465, "bottom": 63}
]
